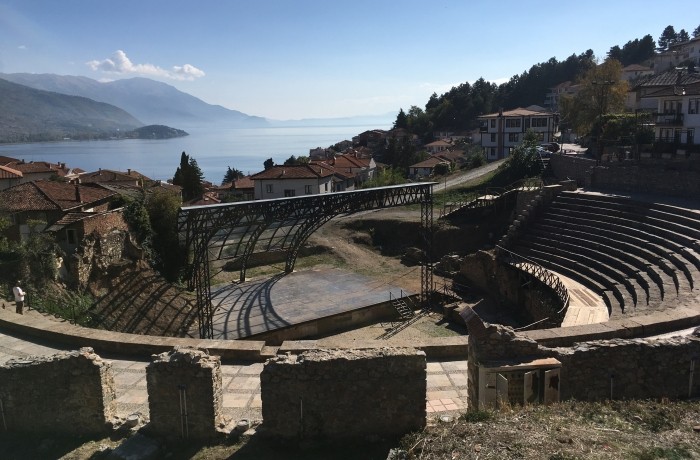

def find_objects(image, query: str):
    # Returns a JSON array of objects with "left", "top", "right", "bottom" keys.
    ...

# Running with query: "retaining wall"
[{"left": 260, "top": 348, "right": 426, "bottom": 440}]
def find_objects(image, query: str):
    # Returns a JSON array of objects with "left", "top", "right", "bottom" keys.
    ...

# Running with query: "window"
[
  {"left": 689, "top": 99, "right": 700, "bottom": 114},
  {"left": 505, "top": 118, "right": 521, "bottom": 128},
  {"left": 663, "top": 100, "right": 682, "bottom": 114},
  {"left": 531, "top": 117, "right": 548, "bottom": 127},
  {"left": 688, "top": 129, "right": 695, "bottom": 145},
  {"left": 490, "top": 133, "right": 496, "bottom": 142},
  {"left": 304, "top": 185, "right": 313, "bottom": 194},
  {"left": 265, "top": 184, "right": 273, "bottom": 194},
  {"left": 284, "top": 189, "right": 295, "bottom": 197},
  {"left": 490, "top": 119, "right": 496, "bottom": 128},
  {"left": 324, "top": 182, "right": 328, "bottom": 192},
  {"left": 508, "top": 133, "right": 519, "bottom": 142}
]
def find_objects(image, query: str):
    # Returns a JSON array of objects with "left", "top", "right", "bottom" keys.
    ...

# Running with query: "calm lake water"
[{"left": 0, "top": 123, "right": 390, "bottom": 184}]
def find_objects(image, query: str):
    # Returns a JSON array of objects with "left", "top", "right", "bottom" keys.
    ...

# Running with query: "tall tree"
[
  {"left": 222, "top": 166, "right": 244, "bottom": 185},
  {"left": 393, "top": 108, "right": 408, "bottom": 129},
  {"left": 172, "top": 151, "right": 204, "bottom": 201},
  {"left": 658, "top": 25, "right": 678, "bottom": 51},
  {"left": 693, "top": 24, "right": 700, "bottom": 38},
  {"left": 678, "top": 29, "right": 690, "bottom": 42},
  {"left": 560, "top": 59, "right": 628, "bottom": 140},
  {"left": 263, "top": 158, "right": 275, "bottom": 170}
]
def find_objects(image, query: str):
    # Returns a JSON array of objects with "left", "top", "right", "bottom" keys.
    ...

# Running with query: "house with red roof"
[
  {"left": 0, "top": 180, "right": 117, "bottom": 242},
  {"left": 250, "top": 164, "right": 344, "bottom": 200},
  {"left": 0, "top": 164, "right": 23, "bottom": 190}
]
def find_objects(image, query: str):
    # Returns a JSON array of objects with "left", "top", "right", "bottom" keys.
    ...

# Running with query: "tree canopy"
[
  {"left": 172, "top": 151, "right": 204, "bottom": 201},
  {"left": 607, "top": 35, "right": 656, "bottom": 66},
  {"left": 222, "top": 166, "right": 244, "bottom": 185},
  {"left": 560, "top": 59, "right": 628, "bottom": 142}
]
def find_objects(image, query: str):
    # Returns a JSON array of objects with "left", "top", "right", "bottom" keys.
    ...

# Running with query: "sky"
[{"left": 0, "top": 0, "right": 697, "bottom": 120}]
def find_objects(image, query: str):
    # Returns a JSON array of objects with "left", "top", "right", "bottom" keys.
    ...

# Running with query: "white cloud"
[
  {"left": 18, "top": 45, "right": 26, "bottom": 50},
  {"left": 86, "top": 50, "right": 205, "bottom": 81}
]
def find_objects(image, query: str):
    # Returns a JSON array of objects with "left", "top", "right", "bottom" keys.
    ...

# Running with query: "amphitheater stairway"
[{"left": 507, "top": 191, "right": 700, "bottom": 320}]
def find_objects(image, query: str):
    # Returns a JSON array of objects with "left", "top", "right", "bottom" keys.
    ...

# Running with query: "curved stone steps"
[
  {"left": 538, "top": 216, "right": 695, "bottom": 293},
  {"left": 548, "top": 204, "right": 700, "bottom": 261},
  {"left": 512, "top": 242, "right": 632, "bottom": 315},
  {"left": 545, "top": 209, "right": 700, "bottom": 279},
  {"left": 531, "top": 224, "right": 672, "bottom": 303},
  {"left": 509, "top": 247, "right": 622, "bottom": 316},
  {"left": 522, "top": 236, "right": 646, "bottom": 308},
  {"left": 522, "top": 233, "right": 650, "bottom": 307}
]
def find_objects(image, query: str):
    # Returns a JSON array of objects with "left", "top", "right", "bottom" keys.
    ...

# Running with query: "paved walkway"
[{"left": 0, "top": 301, "right": 468, "bottom": 423}]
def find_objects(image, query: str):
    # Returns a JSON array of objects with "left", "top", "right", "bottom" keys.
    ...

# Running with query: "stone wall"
[
  {"left": 552, "top": 336, "right": 700, "bottom": 401},
  {"left": 551, "top": 155, "right": 700, "bottom": 198},
  {"left": 0, "top": 347, "right": 116, "bottom": 434},
  {"left": 146, "top": 347, "right": 225, "bottom": 440},
  {"left": 589, "top": 162, "right": 700, "bottom": 198},
  {"left": 462, "top": 307, "right": 700, "bottom": 408},
  {"left": 260, "top": 348, "right": 426, "bottom": 440}
]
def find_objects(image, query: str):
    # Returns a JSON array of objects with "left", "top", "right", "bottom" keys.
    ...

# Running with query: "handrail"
[
  {"left": 495, "top": 245, "right": 570, "bottom": 331},
  {"left": 439, "top": 177, "right": 543, "bottom": 219}
]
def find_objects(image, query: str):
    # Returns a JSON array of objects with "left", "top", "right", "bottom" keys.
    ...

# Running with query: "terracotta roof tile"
[
  {"left": 0, "top": 180, "right": 115, "bottom": 212},
  {"left": 0, "top": 165, "right": 22, "bottom": 179},
  {"left": 251, "top": 164, "right": 336, "bottom": 180}
]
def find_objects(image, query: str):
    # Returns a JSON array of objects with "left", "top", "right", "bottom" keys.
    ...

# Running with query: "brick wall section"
[
  {"left": 146, "top": 347, "right": 225, "bottom": 440},
  {"left": 551, "top": 335, "right": 700, "bottom": 401},
  {"left": 260, "top": 348, "right": 426, "bottom": 440},
  {"left": 0, "top": 347, "right": 116, "bottom": 434}
]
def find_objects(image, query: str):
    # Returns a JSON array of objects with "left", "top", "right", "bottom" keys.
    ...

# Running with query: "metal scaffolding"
[{"left": 178, "top": 183, "right": 435, "bottom": 338}]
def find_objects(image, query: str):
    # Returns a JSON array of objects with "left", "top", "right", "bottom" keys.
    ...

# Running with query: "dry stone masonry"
[
  {"left": 0, "top": 347, "right": 116, "bottom": 434},
  {"left": 146, "top": 346, "right": 225, "bottom": 440},
  {"left": 260, "top": 348, "right": 427, "bottom": 440}
]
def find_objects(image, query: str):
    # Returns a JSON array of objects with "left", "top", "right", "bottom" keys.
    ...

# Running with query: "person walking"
[{"left": 13, "top": 281, "right": 25, "bottom": 315}]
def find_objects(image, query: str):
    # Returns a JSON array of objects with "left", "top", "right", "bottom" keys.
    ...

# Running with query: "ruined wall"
[
  {"left": 550, "top": 154, "right": 596, "bottom": 187},
  {"left": 463, "top": 307, "right": 700, "bottom": 407},
  {"left": 260, "top": 348, "right": 426, "bottom": 440},
  {"left": 552, "top": 336, "right": 700, "bottom": 401},
  {"left": 458, "top": 250, "right": 561, "bottom": 326},
  {"left": 146, "top": 347, "right": 225, "bottom": 440},
  {"left": 0, "top": 347, "right": 116, "bottom": 434}
]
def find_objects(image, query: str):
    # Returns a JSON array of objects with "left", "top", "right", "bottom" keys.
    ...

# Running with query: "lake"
[{"left": 0, "top": 123, "right": 390, "bottom": 184}]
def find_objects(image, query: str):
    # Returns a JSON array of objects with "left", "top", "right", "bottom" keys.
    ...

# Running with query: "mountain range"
[
  {"left": 0, "top": 73, "right": 268, "bottom": 128},
  {"left": 0, "top": 77, "right": 144, "bottom": 143}
]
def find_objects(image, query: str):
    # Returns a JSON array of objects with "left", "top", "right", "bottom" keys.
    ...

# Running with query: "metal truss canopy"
[{"left": 178, "top": 183, "right": 435, "bottom": 338}]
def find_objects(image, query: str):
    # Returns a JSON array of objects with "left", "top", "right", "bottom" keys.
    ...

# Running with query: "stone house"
[
  {"left": 0, "top": 180, "right": 116, "bottom": 242},
  {"left": 0, "top": 165, "right": 23, "bottom": 190},
  {"left": 311, "top": 152, "right": 377, "bottom": 186}
]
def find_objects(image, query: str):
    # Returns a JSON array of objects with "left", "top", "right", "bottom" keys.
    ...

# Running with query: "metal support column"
[{"left": 420, "top": 185, "right": 434, "bottom": 307}]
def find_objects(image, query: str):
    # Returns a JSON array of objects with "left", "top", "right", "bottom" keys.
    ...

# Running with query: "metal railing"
[
  {"left": 439, "top": 177, "right": 543, "bottom": 219},
  {"left": 495, "top": 245, "right": 570, "bottom": 331}
]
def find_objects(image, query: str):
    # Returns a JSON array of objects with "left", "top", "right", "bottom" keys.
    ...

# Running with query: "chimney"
[
  {"left": 75, "top": 184, "right": 82, "bottom": 203},
  {"left": 128, "top": 168, "right": 132, "bottom": 175}
]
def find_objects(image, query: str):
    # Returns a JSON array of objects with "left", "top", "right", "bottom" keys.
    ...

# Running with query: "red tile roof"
[
  {"left": 251, "top": 164, "right": 336, "bottom": 180},
  {"left": 0, "top": 165, "right": 22, "bottom": 179},
  {"left": 0, "top": 180, "right": 115, "bottom": 212}
]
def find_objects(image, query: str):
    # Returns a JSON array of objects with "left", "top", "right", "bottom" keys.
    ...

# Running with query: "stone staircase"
[{"left": 504, "top": 191, "right": 700, "bottom": 320}]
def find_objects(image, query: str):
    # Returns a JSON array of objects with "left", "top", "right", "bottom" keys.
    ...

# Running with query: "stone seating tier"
[{"left": 506, "top": 191, "right": 700, "bottom": 321}]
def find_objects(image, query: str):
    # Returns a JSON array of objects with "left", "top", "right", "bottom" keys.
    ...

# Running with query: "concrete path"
[
  {"left": 0, "top": 301, "right": 468, "bottom": 423},
  {"left": 556, "top": 272, "right": 609, "bottom": 327}
]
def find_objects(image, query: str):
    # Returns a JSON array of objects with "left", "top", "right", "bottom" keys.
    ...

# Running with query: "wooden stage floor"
[{"left": 210, "top": 268, "right": 413, "bottom": 340}]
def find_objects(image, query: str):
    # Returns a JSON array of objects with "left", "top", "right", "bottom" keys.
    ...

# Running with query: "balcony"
[{"left": 654, "top": 113, "right": 684, "bottom": 126}]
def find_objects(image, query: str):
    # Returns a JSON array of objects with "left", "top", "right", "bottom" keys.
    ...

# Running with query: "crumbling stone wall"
[
  {"left": 260, "top": 348, "right": 426, "bottom": 440},
  {"left": 463, "top": 307, "right": 700, "bottom": 407},
  {"left": 146, "top": 347, "right": 225, "bottom": 440},
  {"left": 552, "top": 336, "right": 700, "bottom": 401},
  {"left": 0, "top": 347, "right": 116, "bottom": 434}
]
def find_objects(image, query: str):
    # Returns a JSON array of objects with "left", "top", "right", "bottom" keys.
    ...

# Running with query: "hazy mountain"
[
  {"left": 0, "top": 78, "right": 143, "bottom": 143},
  {"left": 0, "top": 73, "right": 268, "bottom": 127},
  {"left": 267, "top": 113, "right": 396, "bottom": 128}
]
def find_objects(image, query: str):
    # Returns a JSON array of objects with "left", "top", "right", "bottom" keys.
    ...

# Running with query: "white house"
[
  {"left": 639, "top": 79, "right": 700, "bottom": 153},
  {"left": 478, "top": 106, "right": 559, "bottom": 160},
  {"left": 250, "top": 164, "right": 337, "bottom": 200}
]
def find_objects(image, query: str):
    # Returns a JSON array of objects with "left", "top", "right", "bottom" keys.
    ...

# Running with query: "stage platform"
[{"left": 210, "top": 268, "right": 413, "bottom": 340}]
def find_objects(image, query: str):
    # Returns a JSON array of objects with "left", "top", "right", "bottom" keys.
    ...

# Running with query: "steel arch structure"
[{"left": 178, "top": 183, "right": 435, "bottom": 338}]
